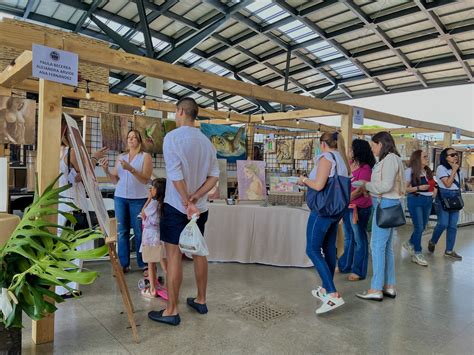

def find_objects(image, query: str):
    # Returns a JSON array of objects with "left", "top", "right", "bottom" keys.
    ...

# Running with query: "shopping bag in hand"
[{"left": 178, "top": 214, "right": 209, "bottom": 256}]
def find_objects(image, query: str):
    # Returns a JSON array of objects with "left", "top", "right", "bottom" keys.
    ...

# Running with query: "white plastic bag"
[{"left": 178, "top": 214, "right": 209, "bottom": 256}]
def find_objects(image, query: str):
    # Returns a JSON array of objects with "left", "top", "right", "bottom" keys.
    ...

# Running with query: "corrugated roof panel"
[
  {"left": 435, "top": 1, "right": 474, "bottom": 16},
  {"left": 68, "top": 10, "right": 82, "bottom": 25},
  {"left": 35, "top": 0, "right": 60, "bottom": 17},
  {"left": 182, "top": 3, "right": 214, "bottom": 23},
  {"left": 149, "top": 16, "right": 174, "bottom": 31},
  {"left": 116, "top": 2, "right": 138, "bottom": 20},
  {"left": 305, "top": 2, "right": 349, "bottom": 23},
  {"left": 218, "top": 22, "right": 248, "bottom": 39},
  {"left": 101, "top": 0, "right": 128, "bottom": 14},
  {"left": 419, "top": 62, "right": 462, "bottom": 74},
  {"left": 406, "top": 45, "right": 453, "bottom": 61},
  {"left": 342, "top": 34, "right": 383, "bottom": 51},
  {"left": 363, "top": 56, "right": 402, "bottom": 70},
  {"left": 384, "top": 20, "right": 435, "bottom": 39},
  {"left": 440, "top": 9, "right": 474, "bottom": 27}
]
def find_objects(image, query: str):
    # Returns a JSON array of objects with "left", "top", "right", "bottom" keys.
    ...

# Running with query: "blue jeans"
[
  {"left": 370, "top": 197, "right": 399, "bottom": 291},
  {"left": 306, "top": 210, "right": 340, "bottom": 294},
  {"left": 337, "top": 209, "right": 354, "bottom": 273},
  {"left": 430, "top": 193, "right": 460, "bottom": 252},
  {"left": 350, "top": 206, "right": 372, "bottom": 279},
  {"left": 407, "top": 194, "right": 433, "bottom": 253},
  {"left": 114, "top": 196, "right": 147, "bottom": 269}
]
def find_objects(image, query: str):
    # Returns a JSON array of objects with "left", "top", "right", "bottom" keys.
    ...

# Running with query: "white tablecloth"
[{"left": 205, "top": 203, "right": 313, "bottom": 267}]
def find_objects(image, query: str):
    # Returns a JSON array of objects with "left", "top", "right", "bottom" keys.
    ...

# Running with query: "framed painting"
[
  {"left": 200, "top": 123, "right": 246, "bottom": 163},
  {"left": 276, "top": 139, "right": 294, "bottom": 164},
  {"left": 294, "top": 138, "right": 313, "bottom": 160},
  {"left": 100, "top": 113, "right": 129, "bottom": 152},
  {"left": 134, "top": 115, "right": 164, "bottom": 154},
  {"left": 237, "top": 160, "right": 266, "bottom": 201},
  {"left": 0, "top": 96, "right": 36, "bottom": 145}
]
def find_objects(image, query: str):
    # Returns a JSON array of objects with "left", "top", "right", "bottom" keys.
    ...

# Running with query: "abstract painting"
[
  {"left": 65, "top": 114, "right": 110, "bottom": 237},
  {"left": 237, "top": 160, "right": 266, "bottom": 201},
  {"left": 294, "top": 139, "right": 313, "bottom": 160},
  {"left": 0, "top": 96, "right": 36, "bottom": 145},
  {"left": 134, "top": 115, "right": 164, "bottom": 154},
  {"left": 100, "top": 113, "right": 129, "bottom": 152},
  {"left": 276, "top": 139, "right": 294, "bottom": 164},
  {"left": 200, "top": 123, "right": 246, "bottom": 163}
]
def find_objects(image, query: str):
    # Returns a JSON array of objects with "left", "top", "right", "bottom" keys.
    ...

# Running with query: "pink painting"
[{"left": 237, "top": 160, "right": 266, "bottom": 201}]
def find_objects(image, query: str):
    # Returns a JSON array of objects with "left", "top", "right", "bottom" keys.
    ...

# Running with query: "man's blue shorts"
[{"left": 160, "top": 203, "right": 209, "bottom": 245}]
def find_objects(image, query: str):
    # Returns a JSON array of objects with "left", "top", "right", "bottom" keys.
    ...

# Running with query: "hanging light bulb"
[
  {"left": 141, "top": 99, "right": 147, "bottom": 112},
  {"left": 261, "top": 112, "right": 265, "bottom": 124},
  {"left": 226, "top": 109, "right": 231, "bottom": 122},
  {"left": 85, "top": 80, "right": 91, "bottom": 100},
  {"left": 296, "top": 119, "right": 300, "bottom": 125}
]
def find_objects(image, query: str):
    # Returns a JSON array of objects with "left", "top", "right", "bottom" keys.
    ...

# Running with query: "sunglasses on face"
[{"left": 448, "top": 153, "right": 458, "bottom": 157}]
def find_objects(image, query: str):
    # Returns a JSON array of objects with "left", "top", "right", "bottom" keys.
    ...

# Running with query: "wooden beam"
[
  {"left": 359, "top": 127, "right": 437, "bottom": 135},
  {"left": 32, "top": 78, "right": 62, "bottom": 344},
  {"left": 0, "top": 50, "right": 32, "bottom": 87},
  {"left": 251, "top": 108, "right": 334, "bottom": 121}
]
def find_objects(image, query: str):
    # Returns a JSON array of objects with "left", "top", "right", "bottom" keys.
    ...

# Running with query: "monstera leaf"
[{"left": 0, "top": 175, "right": 108, "bottom": 328}]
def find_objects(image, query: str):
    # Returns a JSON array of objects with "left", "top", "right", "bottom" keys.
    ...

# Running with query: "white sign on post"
[
  {"left": 353, "top": 107, "right": 364, "bottom": 125},
  {"left": 455, "top": 128, "right": 461, "bottom": 140},
  {"left": 32, "top": 44, "right": 78, "bottom": 86}
]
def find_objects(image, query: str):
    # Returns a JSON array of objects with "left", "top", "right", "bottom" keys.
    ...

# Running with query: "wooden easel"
[{"left": 106, "top": 218, "right": 139, "bottom": 343}]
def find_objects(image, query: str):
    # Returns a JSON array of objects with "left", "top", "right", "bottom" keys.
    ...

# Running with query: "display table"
[{"left": 205, "top": 203, "right": 313, "bottom": 267}]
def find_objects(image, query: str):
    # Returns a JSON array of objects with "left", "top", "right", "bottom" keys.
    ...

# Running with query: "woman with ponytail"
[{"left": 298, "top": 131, "right": 350, "bottom": 314}]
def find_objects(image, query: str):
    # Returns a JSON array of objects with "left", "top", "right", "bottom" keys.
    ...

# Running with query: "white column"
[{"left": 145, "top": 77, "right": 163, "bottom": 118}]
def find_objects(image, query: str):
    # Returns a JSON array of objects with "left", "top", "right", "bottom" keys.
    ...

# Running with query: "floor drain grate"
[{"left": 234, "top": 298, "right": 295, "bottom": 326}]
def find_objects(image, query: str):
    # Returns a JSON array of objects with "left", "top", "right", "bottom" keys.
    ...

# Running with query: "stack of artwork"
[
  {"left": 237, "top": 160, "right": 266, "bottom": 201},
  {"left": 134, "top": 115, "right": 165, "bottom": 154},
  {"left": 0, "top": 96, "right": 36, "bottom": 145},
  {"left": 201, "top": 123, "right": 246, "bottom": 163},
  {"left": 101, "top": 113, "right": 129, "bottom": 152}
]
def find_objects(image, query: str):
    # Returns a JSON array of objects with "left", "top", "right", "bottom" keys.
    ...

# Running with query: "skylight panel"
[
  {"left": 257, "top": 5, "right": 288, "bottom": 24},
  {"left": 245, "top": 0, "right": 272, "bottom": 13},
  {"left": 130, "top": 32, "right": 144, "bottom": 45}
]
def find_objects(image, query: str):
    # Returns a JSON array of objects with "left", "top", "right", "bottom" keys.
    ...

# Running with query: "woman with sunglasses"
[
  {"left": 428, "top": 148, "right": 463, "bottom": 260},
  {"left": 402, "top": 150, "right": 435, "bottom": 267}
]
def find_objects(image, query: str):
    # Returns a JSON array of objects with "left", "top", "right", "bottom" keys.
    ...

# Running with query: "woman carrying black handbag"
[
  {"left": 355, "top": 132, "right": 406, "bottom": 302},
  {"left": 428, "top": 148, "right": 463, "bottom": 260}
]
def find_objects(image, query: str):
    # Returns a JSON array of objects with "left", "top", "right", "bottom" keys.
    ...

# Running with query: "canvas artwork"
[
  {"left": 264, "top": 137, "right": 276, "bottom": 153},
  {"left": 134, "top": 115, "right": 164, "bottom": 154},
  {"left": 163, "top": 119, "right": 177, "bottom": 135},
  {"left": 237, "top": 160, "right": 266, "bottom": 201},
  {"left": 100, "top": 113, "right": 129, "bottom": 152},
  {"left": 294, "top": 138, "right": 313, "bottom": 160},
  {"left": 269, "top": 176, "right": 299, "bottom": 193},
  {"left": 0, "top": 96, "right": 36, "bottom": 145},
  {"left": 65, "top": 114, "right": 110, "bottom": 237},
  {"left": 313, "top": 138, "right": 321, "bottom": 157},
  {"left": 208, "top": 159, "right": 228, "bottom": 200},
  {"left": 276, "top": 139, "right": 294, "bottom": 164},
  {"left": 200, "top": 123, "right": 246, "bottom": 163}
]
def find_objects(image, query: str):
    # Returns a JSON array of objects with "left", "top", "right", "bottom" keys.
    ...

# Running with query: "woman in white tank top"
[{"left": 101, "top": 129, "right": 153, "bottom": 273}]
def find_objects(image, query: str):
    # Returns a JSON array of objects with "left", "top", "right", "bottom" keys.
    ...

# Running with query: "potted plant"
[{"left": 0, "top": 176, "right": 108, "bottom": 353}]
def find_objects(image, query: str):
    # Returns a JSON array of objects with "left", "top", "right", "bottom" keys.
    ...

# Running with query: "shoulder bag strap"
[{"left": 328, "top": 152, "right": 338, "bottom": 177}]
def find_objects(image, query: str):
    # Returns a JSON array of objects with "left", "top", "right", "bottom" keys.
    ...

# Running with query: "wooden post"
[
  {"left": 443, "top": 132, "right": 452, "bottom": 148},
  {"left": 338, "top": 111, "right": 353, "bottom": 257},
  {"left": 31, "top": 78, "right": 62, "bottom": 344},
  {"left": 247, "top": 124, "right": 256, "bottom": 159}
]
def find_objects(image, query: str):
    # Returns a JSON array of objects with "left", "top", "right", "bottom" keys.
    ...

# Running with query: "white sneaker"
[
  {"left": 402, "top": 241, "right": 415, "bottom": 256},
  {"left": 412, "top": 253, "right": 428, "bottom": 267},
  {"left": 311, "top": 287, "right": 327, "bottom": 301},
  {"left": 315, "top": 295, "right": 345, "bottom": 314}
]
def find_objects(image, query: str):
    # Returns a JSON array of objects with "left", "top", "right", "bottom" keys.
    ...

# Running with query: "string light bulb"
[
  {"left": 85, "top": 80, "right": 91, "bottom": 100},
  {"left": 261, "top": 112, "right": 265, "bottom": 124},
  {"left": 226, "top": 109, "right": 231, "bottom": 122},
  {"left": 141, "top": 99, "right": 147, "bottom": 112},
  {"left": 296, "top": 119, "right": 300, "bottom": 125}
]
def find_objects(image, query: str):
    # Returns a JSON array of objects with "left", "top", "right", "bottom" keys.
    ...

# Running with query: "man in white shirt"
[{"left": 149, "top": 98, "right": 219, "bottom": 326}]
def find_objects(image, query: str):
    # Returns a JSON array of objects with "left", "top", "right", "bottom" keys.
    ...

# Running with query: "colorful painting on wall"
[
  {"left": 0, "top": 96, "right": 36, "bottom": 145},
  {"left": 100, "top": 113, "right": 129, "bottom": 152},
  {"left": 163, "top": 119, "right": 177, "bottom": 135},
  {"left": 269, "top": 176, "right": 299, "bottom": 192},
  {"left": 200, "top": 123, "right": 246, "bottom": 163},
  {"left": 264, "top": 137, "right": 276, "bottom": 153},
  {"left": 134, "top": 115, "right": 164, "bottom": 154},
  {"left": 237, "top": 160, "right": 266, "bottom": 201},
  {"left": 294, "top": 139, "right": 313, "bottom": 160},
  {"left": 276, "top": 139, "right": 294, "bottom": 164},
  {"left": 65, "top": 113, "right": 110, "bottom": 236}
]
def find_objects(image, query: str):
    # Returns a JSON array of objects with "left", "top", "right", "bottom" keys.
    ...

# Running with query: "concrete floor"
[{"left": 21, "top": 225, "right": 474, "bottom": 354}]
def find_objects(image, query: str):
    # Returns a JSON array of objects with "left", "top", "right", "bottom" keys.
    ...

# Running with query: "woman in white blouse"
[
  {"left": 101, "top": 129, "right": 153, "bottom": 274},
  {"left": 356, "top": 132, "right": 405, "bottom": 301}
]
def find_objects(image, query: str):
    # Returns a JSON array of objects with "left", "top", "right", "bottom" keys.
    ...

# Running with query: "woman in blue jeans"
[
  {"left": 101, "top": 129, "right": 153, "bottom": 273},
  {"left": 402, "top": 150, "right": 435, "bottom": 266},
  {"left": 338, "top": 139, "right": 375, "bottom": 281},
  {"left": 428, "top": 148, "right": 463, "bottom": 260},
  {"left": 299, "top": 132, "right": 350, "bottom": 314},
  {"left": 357, "top": 132, "right": 406, "bottom": 301}
]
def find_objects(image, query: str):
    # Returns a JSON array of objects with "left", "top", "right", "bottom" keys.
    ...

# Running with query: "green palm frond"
[{"left": 0, "top": 175, "right": 108, "bottom": 328}]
